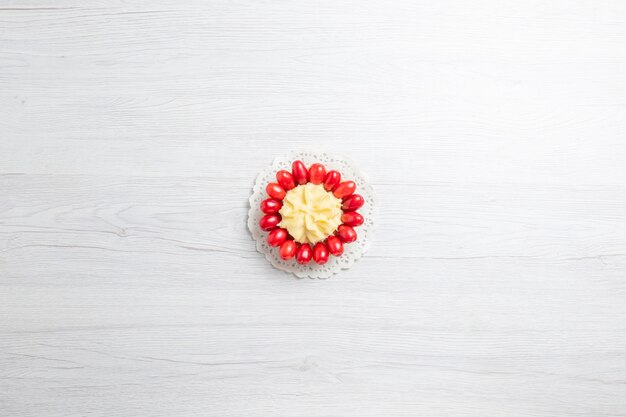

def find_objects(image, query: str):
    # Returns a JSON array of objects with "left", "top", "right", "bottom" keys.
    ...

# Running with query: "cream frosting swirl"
[{"left": 278, "top": 183, "right": 342, "bottom": 244}]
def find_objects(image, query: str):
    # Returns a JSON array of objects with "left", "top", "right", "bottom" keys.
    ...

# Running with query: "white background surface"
[{"left": 2, "top": 1, "right": 626, "bottom": 415}]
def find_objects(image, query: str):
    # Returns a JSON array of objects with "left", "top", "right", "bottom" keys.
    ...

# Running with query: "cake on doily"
[{"left": 248, "top": 152, "right": 374, "bottom": 278}]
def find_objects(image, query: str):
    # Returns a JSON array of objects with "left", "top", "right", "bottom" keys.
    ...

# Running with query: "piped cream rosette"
[{"left": 278, "top": 183, "right": 342, "bottom": 244}]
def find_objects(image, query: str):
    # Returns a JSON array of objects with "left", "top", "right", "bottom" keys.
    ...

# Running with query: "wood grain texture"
[{"left": 2, "top": 1, "right": 626, "bottom": 416}]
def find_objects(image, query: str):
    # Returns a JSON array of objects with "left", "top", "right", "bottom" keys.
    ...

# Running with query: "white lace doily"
[{"left": 248, "top": 151, "right": 376, "bottom": 279}]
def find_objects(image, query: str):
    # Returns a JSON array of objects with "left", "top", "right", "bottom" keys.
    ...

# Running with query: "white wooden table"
[{"left": 2, "top": 1, "right": 626, "bottom": 415}]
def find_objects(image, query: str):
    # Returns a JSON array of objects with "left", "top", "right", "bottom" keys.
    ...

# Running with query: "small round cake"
[{"left": 258, "top": 159, "right": 366, "bottom": 265}]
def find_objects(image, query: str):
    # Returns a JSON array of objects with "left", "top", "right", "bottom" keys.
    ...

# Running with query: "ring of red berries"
[{"left": 258, "top": 160, "right": 365, "bottom": 265}]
